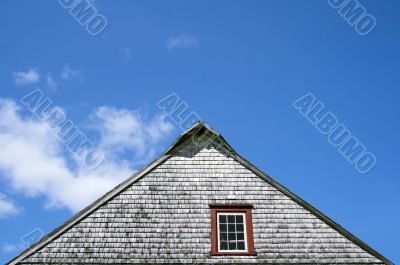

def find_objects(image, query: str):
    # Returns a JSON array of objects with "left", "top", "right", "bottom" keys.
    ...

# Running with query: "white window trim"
[{"left": 217, "top": 212, "right": 248, "bottom": 252}]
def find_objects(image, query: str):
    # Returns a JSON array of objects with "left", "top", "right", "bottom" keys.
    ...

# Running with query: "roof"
[{"left": 6, "top": 121, "right": 393, "bottom": 265}]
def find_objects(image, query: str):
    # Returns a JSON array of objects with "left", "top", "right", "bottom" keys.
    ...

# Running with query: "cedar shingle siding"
[{"left": 9, "top": 122, "right": 391, "bottom": 264}]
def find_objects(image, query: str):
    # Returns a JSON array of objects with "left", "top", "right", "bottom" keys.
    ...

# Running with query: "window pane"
[
  {"left": 217, "top": 213, "right": 248, "bottom": 252},
  {"left": 228, "top": 215, "right": 235, "bottom": 223},
  {"left": 220, "top": 242, "right": 228, "bottom": 250},
  {"left": 236, "top": 215, "right": 243, "bottom": 223},
  {"left": 220, "top": 232, "right": 227, "bottom": 241},
  {"left": 237, "top": 242, "right": 245, "bottom": 250},
  {"left": 219, "top": 215, "right": 226, "bottom": 223},
  {"left": 228, "top": 232, "right": 236, "bottom": 240},
  {"left": 228, "top": 242, "right": 236, "bottom": 250},
  {"left": 219, "top": 224, "right": 227, "bottom": 232}
]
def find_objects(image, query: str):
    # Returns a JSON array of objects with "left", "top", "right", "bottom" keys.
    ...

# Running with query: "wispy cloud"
[
  {"left": 166, "top": 34, "right": 199, "bottom": 51},
  {"left": 46, "top": 73, "right": 58, "bottom": 90},
  {"left": 90, "top": 107, "right": 173, "bottom": 160},
  {"left": 0, "top": 98, "right": 174, "bottom": 212},
  {"left": 12, "top": 69, "right": 40, "bottom": 86},
  {"left": 1, "top": 243, "right": 19, "bottom": 254},
  {"left": 60, "top": 65, "right": 82, "bottom": 81},
  {"left": 12, "top": 65, "right": 81, "bottom": 90},
  {"left": 0, "top": 193, "right": 21, "bottom": 218},
  {"left": 121, "top": 47, "right": 132, "bottom": 61}
]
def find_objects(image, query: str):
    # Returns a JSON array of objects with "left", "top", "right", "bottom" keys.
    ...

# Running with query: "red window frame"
[{"left": 209, "top": 204, "right": 256, "bottom": 256}]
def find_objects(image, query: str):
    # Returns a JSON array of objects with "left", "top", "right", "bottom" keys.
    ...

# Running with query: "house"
[{"left": 7, "top": 121, "right": 392, "bottom": 264}]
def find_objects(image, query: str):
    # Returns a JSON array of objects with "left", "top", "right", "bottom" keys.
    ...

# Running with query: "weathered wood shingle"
[{"left": 11, "top": 122, "right": 390, "bottom": 264}]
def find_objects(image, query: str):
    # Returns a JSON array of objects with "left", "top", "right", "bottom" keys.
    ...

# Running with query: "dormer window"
[{"left": 210, "top": 204, "right": 256, "bottom": 255}]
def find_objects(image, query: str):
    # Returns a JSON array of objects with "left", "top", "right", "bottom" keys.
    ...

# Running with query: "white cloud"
[
  {"left": 0, "top": 98, "right": 174, "bottom": 212},
  {"left": 60, "top": 65, "right": 82, "bottom": 81},
  {"left": 0, "top": 193, "right": 21, "bottom": 218},
  {"left": 91, "top": 107, "right": 173, "bottom": 159},
  {"left": 166, "top": 34, "right": 199, "bottom": 51},
  {"left": 12, "top": 69, "right": 40, "bottom": 86}
]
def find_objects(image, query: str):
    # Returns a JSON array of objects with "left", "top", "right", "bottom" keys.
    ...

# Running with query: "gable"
[{"left": 9, "top": 122, "right": 390, "bottom": 264}]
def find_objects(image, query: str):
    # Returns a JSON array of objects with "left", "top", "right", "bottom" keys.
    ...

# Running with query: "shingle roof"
[{"left": 6, "top": 121, "right": 393, "bottom": 264}]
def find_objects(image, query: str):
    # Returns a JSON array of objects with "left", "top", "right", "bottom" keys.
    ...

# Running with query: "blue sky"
[{"left": 1, "top": 0, "right": 399, "bottom": 264}]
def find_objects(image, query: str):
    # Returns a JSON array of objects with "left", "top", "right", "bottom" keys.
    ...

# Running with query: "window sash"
[{"left": 217, "top": 212, "right": 248, "bottom": 252}]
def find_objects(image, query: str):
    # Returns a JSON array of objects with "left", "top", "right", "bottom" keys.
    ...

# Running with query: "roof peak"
[
  {"left": 185, "top": 120, "right": 215, "bottom": 133},
  {"left": 163, "top": 121, "right": 232, "bottom": 156}
]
